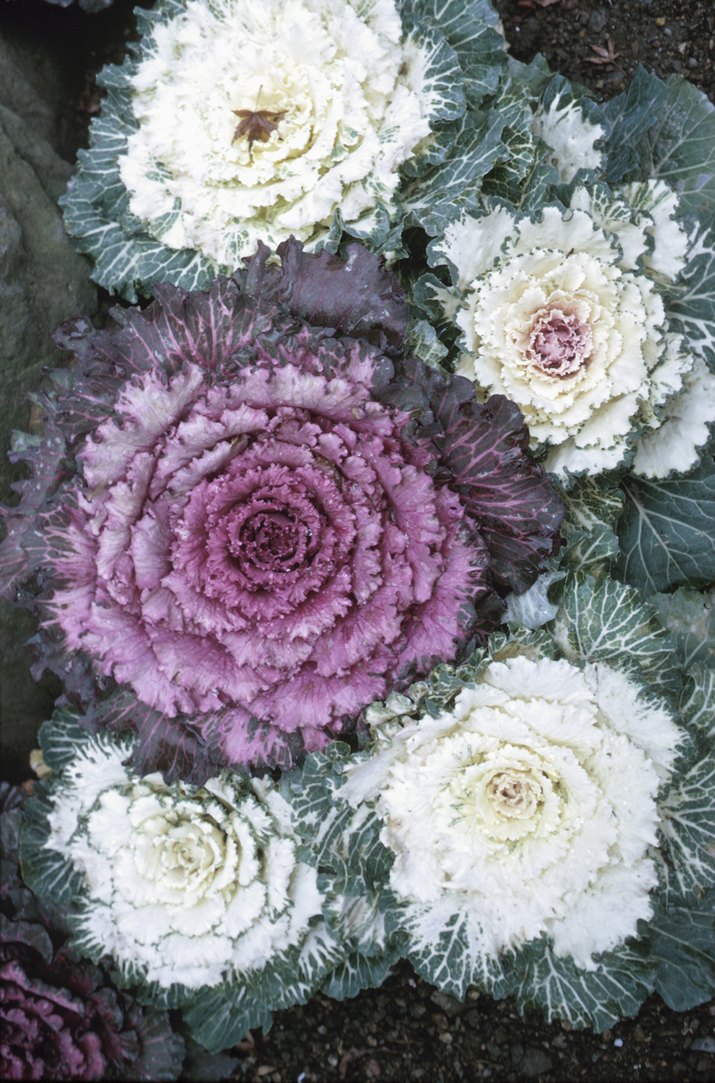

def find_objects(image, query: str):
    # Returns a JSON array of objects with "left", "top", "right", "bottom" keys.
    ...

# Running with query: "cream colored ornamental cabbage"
[
  {"left": 342, "top": 654, "right": 682, "bottom": 972},
  {"left": 118, "top": 0, "right": 443, "bottom": 269},
  {"left": 44, "top": 737, "right": 324, "bottom": 991},
  {"left": 431, "top": 184, "right": 715, "bottom": 477}
]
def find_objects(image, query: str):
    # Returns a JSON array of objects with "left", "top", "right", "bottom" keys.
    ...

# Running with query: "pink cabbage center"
[{"left": 526, "top": 307, "right": 592, "bottom": 377}]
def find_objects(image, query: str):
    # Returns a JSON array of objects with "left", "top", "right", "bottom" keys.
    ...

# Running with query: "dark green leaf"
[
  {"left": 650, "top": 894, "right": 715, "bottom": 1011},
  {"left": 618, "top": 459, "right": 715, "bottom": 594},
  {"left": 512, "top": 939, "right": 656, "bottom": 1031}
]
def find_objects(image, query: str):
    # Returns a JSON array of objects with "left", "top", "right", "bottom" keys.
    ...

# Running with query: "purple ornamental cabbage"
[
  {"left": 0, "top": 241, "right": 563, "bottom": 775},
  {"left": 0, "top": 783, "right": 184, "bottom": 1081}
]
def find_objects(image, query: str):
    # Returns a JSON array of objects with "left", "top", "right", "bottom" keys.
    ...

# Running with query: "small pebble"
[
  {"left": 690, "top": 1036, "right": 715, "bottom": 1053},
  {"left": 688, "top": 57, "right": 699, "bottom": 69},
  {"left": 614, "top": 1038, "right": 624, "bottom": 1049}
]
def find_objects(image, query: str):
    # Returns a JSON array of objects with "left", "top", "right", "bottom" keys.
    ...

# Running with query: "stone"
[{"left": 0, "top": 25, "right": 98, "bottom": 779}]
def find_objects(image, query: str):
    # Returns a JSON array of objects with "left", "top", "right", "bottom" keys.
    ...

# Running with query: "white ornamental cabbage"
[
  {"left": 44, "top": 734, "right": 324, "bottom": 991},
  {"left": 342, "top": 654, "right": 682, "bottom": 971},
  {"left": 110, "top": 0, "right": 458, "bottom": 274},
  {"left": 431, "top": 183, "right": 715, "bottom": 477}
]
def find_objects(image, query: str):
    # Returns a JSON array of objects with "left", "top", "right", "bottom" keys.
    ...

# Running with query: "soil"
[
  {"left": 234, "top": 963, "right": 715, "bottom": 1083},
  {"left": 0, "top": 1, "right": 713, "bottom": 1081},
  {"left": 492, "top": 0, "right": 715, "bottom": 101}
]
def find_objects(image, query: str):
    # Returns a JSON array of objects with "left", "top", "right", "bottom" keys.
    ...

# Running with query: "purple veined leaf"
[
  {"left": 378, "top": 358, "right": 565, "bottom": 594},
  {"left": 239, "top": 238, "right": 409, "bottom": 355}
]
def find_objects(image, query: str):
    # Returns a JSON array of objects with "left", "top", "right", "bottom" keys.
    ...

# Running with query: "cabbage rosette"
[
  {"left": 299, "top": 573, "right": 715, "bottom": 1028},
  {"left": 60, "top": 0, "right": 506, "bottom": 300},
  {"left": 427, "top": 182, "right": 715, "bottom": 479},
  {"left": 0, "top": 783, "right": 186, "bottom": 1082},
  {"left": 420, "top": 66, "right": 715, "bottom": 480},
  {"left": 18, "top": 713, "right": 383, "bottom": 1054},
  {"left": 0, "top": 241, "right": 563, "bottom": 775}
]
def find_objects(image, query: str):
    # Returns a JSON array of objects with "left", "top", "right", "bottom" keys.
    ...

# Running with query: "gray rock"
[
  {"left": 519, "top": 1047, "right": 553, "bottom": 1078},
  {"left": 0, "top": 27, "right": 98, "bottom": 778},
  {"left": 690, "top": 1036, "right": 715, "bottom": 1054},
  {"left": 588, "top": 10, "right": 608, "bottom": 33}
]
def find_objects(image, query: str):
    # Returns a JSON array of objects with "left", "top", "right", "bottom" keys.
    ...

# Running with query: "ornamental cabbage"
[
  {"left": 305, "top": 574, "right": 715, "bottom": 1028},
  {"left": 429, "top": 182, "right": 715, "bottom": 478},
  {"left": 343, "top": 654, "right": 682, "bottom": 968},
  {"left": 39, "top": 737, "right": 324, "bottom": 992},
  {"left": 59, "top": 0, "right": 498, "bottom": 299},
  {"left": 0, "top": 783, "right": 184, "bottom": 1082},
  {"left": 18, "top": 717, "right": 382, "bottom": 1053},
  {"left": 0, "top": 241, "right": 563, "bottom": 773}
]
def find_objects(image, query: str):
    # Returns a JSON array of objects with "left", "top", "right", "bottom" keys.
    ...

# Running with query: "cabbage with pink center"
[{"left": 0, "top": 241, "right": 563, "bottom": 776}]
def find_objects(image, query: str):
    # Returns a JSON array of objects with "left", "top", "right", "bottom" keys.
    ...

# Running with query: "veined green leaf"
[
  {"left": 679, "top": 664, "right": 715, "bottom": 740},
  {"left": 659, "top": 751, "right": 715, "bottom": 905},
  {"left": 511, "top": 939, "right": 656, "bottom": 1031},
  {"left": 651, "top": 588, "right": 714, "bottom": 671},
  {"left": 553, "top": 573, "right": 682, "bottom": 699},
  {"left": 650, "top": 893, "right": 715, "bottom": 1011},
  {"left": 618, "top": 459, "right": 715, "bottom": 594},
  {"left": 401, "top": 902, "right": 512, "bottom": 999},
  {"left": 665, "top": 221, "right": 715, "bottom": 368}
]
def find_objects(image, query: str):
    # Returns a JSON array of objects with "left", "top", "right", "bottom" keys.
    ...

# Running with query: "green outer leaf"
[
  {"left": 649, "top": 893, "right": 715, "bottom": 1011},
  {"left": 182, "top": 981, "right": 272, "bottom": 1054},
  {"left": 398, "top": 903, "right": 512, "bottom": 1000},
  {"left": 644, "top": 76, "right": 715, "bottom": 222},
  {"left": 601, "top": 68, "right": 670, "bottom": 185},
  {"left": 650, "top": 588, "right": 714, "bottom": 671},
  {"left": 288, "top": 749, "right": 394, "bottom": 894},
  {"left": 679, "top": 664, "right": 715, "bottom": 740},
  {"left": 401, "top": 106, "right": 510, "bottom": 235},
  {"left": 659, "top": 750, "right": 715, "bottom": 905},
  {"left": 406, "top": 0, "right": 505, "bottom": 107},
  {"left": 560, "top": 478, "right": 624, "bottom": 576},
  {"left": 511, "top": 939, "right": 656, "bottom": 1031},
  {"left": 19, "top": 784, "right": 83, "bottom": 908},
  {"left": 618, "top": 459, "right": 715, "bottom": 594},
  {"left": 321, "top": 942, "right": 401, "bottom": 1001},
  {"left": 664, "top": 222, "right": 715, "bottom": 367},
  {"left": 552, "top": 573, "right": 682, "bottom": 700},
  {"left": 602, "top": 70, "right": 715, "bottom": 222}
]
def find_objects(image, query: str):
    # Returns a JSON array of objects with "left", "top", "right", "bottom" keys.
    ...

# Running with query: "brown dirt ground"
[{"left": 0, "top": 2, "right": 712, "bottom": 1080}]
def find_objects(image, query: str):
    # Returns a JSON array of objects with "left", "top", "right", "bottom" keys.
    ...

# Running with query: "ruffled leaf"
[
  {"left": 379, "top": 362, "right": 564, "bottom": 594},
  {"left": 239, "top": 239, "right": 408, "bottom": 354},
  {"left": 397, "top": 903, "right": 512, "bottom": 1000},
  {"left": 403, "top": 0, "right": 505, "bottom": 108},
  {"left": 560, "top": 478, "right": 624, "bottom": 576},
  {"left": 679, "top": 664, "right": 715, "bottom": 741},
  {"left": 400, "top": 106, "right": 509, "bottom": 235},
  {"left": 665, "top": 222, "right": 715, "bottom": 367},
  {"left": 19, "top": 786, "right": 83, "bottom": 908}
]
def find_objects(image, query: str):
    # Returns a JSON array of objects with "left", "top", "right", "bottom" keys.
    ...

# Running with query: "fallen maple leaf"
[{"left": 587, "top": 36, "right": 620, "bottom": 64}]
